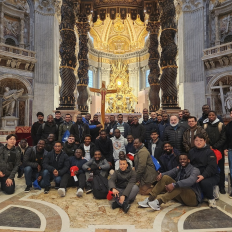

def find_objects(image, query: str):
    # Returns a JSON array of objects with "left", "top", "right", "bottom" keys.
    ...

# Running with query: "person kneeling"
[
  {"left": 42, "top": 141, "right": 69, "bottom": 194},
  {"left": 58, "top": 149, "right": 87, "bottom": 197},
  {"left": 109, "top": 158, "right": 139, "bottom": 213},
  {"left": 138, "top": 154, "right": 202, "bottom": 210}
]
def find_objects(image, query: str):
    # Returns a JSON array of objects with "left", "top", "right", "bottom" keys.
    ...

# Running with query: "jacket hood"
[
  {"left": 112, "top": 135, "right": 125, "bottom": 141},
  {"left": 203, "top": 118, "right": 220, "bottom": 125}
]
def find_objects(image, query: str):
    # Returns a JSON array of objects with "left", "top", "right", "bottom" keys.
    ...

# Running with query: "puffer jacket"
[
  {"left": 163, "top": 125, "right": 186, "bottom": 153},
  {"left": 0, "top": 145, "right": 20, "bottom": 179},
  {"left": 134, "top": 145, "right": 158, "bottom": 185},
  {"left": 58, "top": 121, "right": 74, "bottom": 141},
  {"left": 130, "top": 123, "right": 146, "bottom": 142},
  {"left": 141, "top": 119, "right": 158, "bottom": 143},
  {"left": 108, "top": 165, "right": 137, "bottom": 197},
  {"left": 70, "top": 122, "right": 90, "bottom": 143},
  {"left": 36, "top": 121, "right": 58, "bottom": 141}
]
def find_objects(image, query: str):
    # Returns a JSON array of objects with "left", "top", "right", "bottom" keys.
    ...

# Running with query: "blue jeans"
[
  {"left": 24, "top": 166, "right": 39, "bottom": 186},
  {"left": 40, "top": 169, "right": 62, "bottom": 188},
  {"left": 228, "top": 150, "right": 232, "bottom": 180}
]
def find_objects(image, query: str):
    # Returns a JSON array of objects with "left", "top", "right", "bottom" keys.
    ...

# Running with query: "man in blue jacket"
[{"left": 58, "top": 149, "right": 87, "bottom": 197}]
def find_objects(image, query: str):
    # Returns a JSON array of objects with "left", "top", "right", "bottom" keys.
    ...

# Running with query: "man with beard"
[
  {"left": 70, "top": 114, "right": 90, "bottom": 144},
  {"left": 163, "top": 115, "right": 186, "bottom": 153},
  {"left": 54, "top": 111, "right": 64, "bottom": 128},
  {"left": 127, "top": 115, "right": 134, "bottom": 127},
  {"left": 139, "top": 108, "right": 149, "bottom": 124},
  {"left": 183, "top": 116, "right": 208, "bottom": 153},
  {"left": 62, "top": 135, "right": 78, "bottom": 157},
  {"left": 58, "top": 114, "right": 74, "bottom": 142},
  {"left": 90, "top": 114, "right": 101, "bottom": 143},
  {"left": 131, "top": 116, "right": 145, "bottom": 142},
  {"left": 95, "top": 130, "right": 114, "bottom": 167},
  {"left": 158, "top": 113, "right": 170, "bottom": 141},
  {"left": 82, "top": 113, "right": 103, "bottom": 130},
  {"left": 113, "top": 114, "right": 131, "bottom": 139},
  {"left": 106, "top": 115, "right": 117, "bottom": 138},
  {"left": 159, "top": 142, "right": 179, "bottom": 173},
  {"left": 23, "top": 139, "right": 48, "bottom": 192},
  {"left": 44, "top": 134, "right": 55, "bottom": 152},
  {"left": 198, "top": 104, "right": 223, "bottom": 126},
  {"left": 31, "top": 112, "right": 45, "bottom": 145},
  {"left": 147, "top": 130, "right": 163, "bottom": 161},
  {"left": 179, "top": 109, "right": 190, "bottom": 130},
  {"left": 79, "top": 135, "right": 96, "bottom": 161},
  {"left": 37, "top": 115, "right": 58, "bottom": 141}
]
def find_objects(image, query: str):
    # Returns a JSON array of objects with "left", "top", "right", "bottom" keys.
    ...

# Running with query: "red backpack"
[{"left": 211, "top": 149, "right": 222, "bottom": 164}]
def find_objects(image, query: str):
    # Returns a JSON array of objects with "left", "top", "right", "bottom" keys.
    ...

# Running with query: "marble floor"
[{"left": 1, "top": 177, "right": 232, "bottom": 232}]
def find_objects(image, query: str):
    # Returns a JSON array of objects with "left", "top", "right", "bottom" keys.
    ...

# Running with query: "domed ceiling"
[{"left": 89, "top": 14, "right": 148, "bottom": 54}]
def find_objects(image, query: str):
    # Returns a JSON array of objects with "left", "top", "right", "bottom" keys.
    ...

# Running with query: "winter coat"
[
  {"left": 189, "top": 145, "right": 218, "bottom": 178},
  {"left": 126, "top": 142, "right": 136, "bottom": 155},
  {"left": 147, "top": 139, "right": 164, "bottom": 161},
  {"left": 163, "top": 125, "right": 186, "bottom": 153},
  {"left": 159, "top": 148, "right": 180, "bottom": 173},
  {"left": 58, "top": 121, "right": 74, "bottom": 141},
  {"left": 16, "top": 143, "right": 30, "bottom": 163},
  {"left": 79, "top": 142, "right": 96, "bottom": 159},
  {"left": 141, "top": 120, "right": 159, "bottom": 143},
  {"left": 179, "top": 118, "right": 189, "bottom": 130},
  {"left": 113, "top": 122, "right": 131, "bottom": 138},
  {"left": 82, "top": 117, "right": 97, "bottom": 130},
  {"left": 90, "top": 121, "right": 101, "bottom": 143},
  {"left": 162, "top": 163, "right": 202, "bottom": 203},
  {"left": 106, "top": 121, "right": 117, "bottom": 138},
  {"left": 62, "top": 142, "right": 79, "bottom": 157},
  {"left": 183, "top": 126, "right": 208, "bottom": 153},
  {"left": 43, "top": 150, "right": 69, "bottom": 176},
  {"left": 0, "top": 145, "right": 20, "bottom": 179},
  {"left": 54, "top": 117, "right": 64, "bottom": 127},
  {"left": 31, "top": 121, "right": 44, "bottom": 145},
  {"left": 225, "top": 121, "right": 232, "bottom": 149},
  {"left": 69, "top": 156, "right": 87, "bottom": 174},
  {"left": 37, "top": 121, "right": 58, "bottom": 141},
  {"left": 134, "top": 145, "right": 158, "bottom": 185},
  {"left": 70, "top": 122, "right": 90, "bottom": 143},
  {"left": 110, "top": 135, "right": 128, "bottom": 160},
  {"left": 198, "top": 113, "right": 223, "bottom": 126},
  {"left": 95, "top": 137, "right": 113, "bottom": 163},
  {"left": 158, "top": 121, "right": 170, "bottom": 141},
  {"left": 130, "top": 123, "right": 146, "bottom": 142},
  {"left": 203, "top": 119, "right": 226, "bottom": 151},
  {"left": 82, "top": 157, "right": 110, "bottom": 177},
  {"left": 108, "top": 166, "right": 137, "bottom": 197}
]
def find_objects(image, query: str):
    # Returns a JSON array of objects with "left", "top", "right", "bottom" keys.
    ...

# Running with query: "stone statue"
[
  {"left": 225, "top": 86, "right": 232, "bottom": 111},
  {"left": 125, "top": 97, "right": 131, "bottom": 113},
  {"left": 2, "top": 87, "right": 24, "bottom": 116}
]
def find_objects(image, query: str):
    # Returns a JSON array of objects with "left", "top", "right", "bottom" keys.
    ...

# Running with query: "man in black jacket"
[
  {"left": 31, "top": 112, "right": 44, "bottom": 145},
  {"left": 163, "top": 115, "right": 186, "bottom": 153},
  {"left": 138, "top": 154, "right": 201, "bottom": 210},
  {"left": 106, "top": 115, "right": 117, "bottom": 138},
  {"left": 79, "top": 134, "right": 96, "bottom": 161},
  {"left": 131, "top": 116, "right": 145, "bottom": 142},
  {"left": 90, "top": 114, "right": 101, "bottom": 143},
  {"left": 42, "top": 141, "right": 69, "bottom": 194},
  {"left": 62, "top": 134, "right": 79, "bottom": 157},
  {"left": 95, "top": 130, "right": 113, "bottom": 166},
  {"left": 23, "top": 139, "right": 48, "bottom": 192},
  {"left": 179, "top": 109, "right": 190, "bottom": 130},
  {"left": 147, "top": 130, "right": 163, "bottom": 161},
  {"left": 0, "top": 134, "right": 20, "bottom": 194},
  {"left": 37, "top": 115, "right": 58, "bottom": 141},
  {"left": 70, "top": 114, "right": 90, "bottom": 144},
  {"left": 44, "top": 134, "right": 55, "bottom": 152},
  {"left": 54, "top": 111, "right": 64, "bottom": 127},
  {"left": 113, "top": 114, "right": 131, "bottom": 138},
  {"left": 189, "top": 133, "right": 220, "bottom": 208},
  {"left": 224, "top": 108, "right": 232, "bottom": 198}
]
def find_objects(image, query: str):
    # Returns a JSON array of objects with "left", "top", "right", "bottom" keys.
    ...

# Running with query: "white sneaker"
[
  {"left": 57, "top": 188, "right": 65, "bottom": 197},
  {"left": 148, "top": 199, "right": 160, "bottom": 211},
  {"left": 208, "top": 199, "right": 217, "bottom": 208},
  {"left": 213, "top": 185, "right": 220, "bottom": 200},
  {"left": 76, "top": 188, "right": 83, "bottom": 197},
  {"left": 138, "top": 198, "right": 150, "bottom": 208}
]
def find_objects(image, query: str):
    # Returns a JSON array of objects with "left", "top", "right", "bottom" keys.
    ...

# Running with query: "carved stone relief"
[
  {"left": 220, "top": 13, "right": 232, "bottom": 42},
  {"left": 4, "top": 17, "right": 20, "bottom": 41}
]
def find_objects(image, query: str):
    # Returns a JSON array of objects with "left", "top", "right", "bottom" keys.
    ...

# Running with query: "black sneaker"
[
  {"left": 229, "top": 192, "right": 232, "bottom": 199},
  {"left": 122, "top": 202, "right": 130, "bottom": 213},
  {"left": 44, "top": 186, "right": 50, "bottom": 194},
  {"left": 24, "top": 186, "right": 31, "bottom": 193},
  {"left": 17, "top": 172, "right": 24, "bottom": 178},
  {"left": 220, "top": 188, "right": 226, "bottom": 194},
  {"left": 112, "top": 201, "right": 121, "bottom": 209}
]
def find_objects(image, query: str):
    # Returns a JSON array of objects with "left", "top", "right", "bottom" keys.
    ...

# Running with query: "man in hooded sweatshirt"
[{"left": 111, "top": 129, "right": 128, "bottom": 161}]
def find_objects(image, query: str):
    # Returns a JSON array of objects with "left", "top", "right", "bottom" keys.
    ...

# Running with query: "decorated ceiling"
[{"left": 90, "top": 14, "right": 148, "bottom": 54}]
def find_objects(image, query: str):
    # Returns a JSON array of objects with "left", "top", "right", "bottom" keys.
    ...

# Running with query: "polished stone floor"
[{"left": 1, "top": 175, "right": 232, "bottom": 232}]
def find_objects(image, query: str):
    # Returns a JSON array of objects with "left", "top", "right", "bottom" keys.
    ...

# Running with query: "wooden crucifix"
[{"left": 89, "top": 81, "right": 117, "bottom": 128}]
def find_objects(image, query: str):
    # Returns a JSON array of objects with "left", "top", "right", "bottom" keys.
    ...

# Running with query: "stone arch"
[{"left": 0, "top": 74, "right": 33, "bottom": 95}]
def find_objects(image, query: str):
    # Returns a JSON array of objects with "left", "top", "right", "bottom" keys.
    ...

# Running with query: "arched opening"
[{"left": 5, "top": 38, "right": 18, "bottom": 47}]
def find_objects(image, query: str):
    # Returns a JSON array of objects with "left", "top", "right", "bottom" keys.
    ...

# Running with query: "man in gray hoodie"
[{"left": 110, "top": 129, "right": 127, "bottom": 161}]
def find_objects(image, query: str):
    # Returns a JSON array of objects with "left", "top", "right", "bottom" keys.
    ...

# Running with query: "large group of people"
[{"left": 0, "top": 105, "right": 232, "bottom": 213}]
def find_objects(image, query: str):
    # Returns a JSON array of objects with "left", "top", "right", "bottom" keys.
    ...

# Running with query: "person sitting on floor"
[
  {"left": 0, "top": 134, "right": 20, "bottom": 195},
  {"left": 79, "top": 134, "right": 96, "bottom": 161},
  {"left": 44, "top": 134, "right": 55, "bottom": 152},
  {"left": 57, "top": 149, "right": 87, "bottom": 197},
  {"left": 108, "top": 157, "right": 139, "bottom": 213},
  {"left": 189, "top": 133, "right": 220, "bottom": 208},
  {"left": 42, "top": 141, "right": 70, "bottom": 194},
  {"left": 82, "top": 150, "right": 110, "bottom": 193},
  {"left": 147, "top": 130, "right": 163, "bottom": 161},
  {"left": 62, "top": 134, "right": 79, "bottom": 157},
  {"left": 133, "top": 138, "right": 158, "bottom": 195},
  {"left": 159, "top": 142, "right": 179, "bottom": 173},
  {"left": 23, "top": 139, "right": 48, "bottom": 192},
  {"left": 138, "top": 154, "right": 202, "bottom": 210}
]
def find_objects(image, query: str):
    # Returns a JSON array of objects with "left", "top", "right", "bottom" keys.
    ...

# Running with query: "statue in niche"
[
  {"left": 225, "top": 86, "right": 232, "bottom": 112},
  {"left": 2, "top": 87, "right": 24, "bottom": 116},
  {"left": 125, "top": 97, "right": 131, "bottom": 113}
]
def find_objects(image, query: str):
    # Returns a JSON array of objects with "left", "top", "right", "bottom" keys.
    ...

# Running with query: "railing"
[{"left": 203, "top": 42, "right": 232, "bottom": 57}]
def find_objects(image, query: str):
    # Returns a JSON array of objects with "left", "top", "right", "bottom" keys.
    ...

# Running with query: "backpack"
[
  {"left": 92, "top": 174, "right": 108, "bottom": 199},
  {"left": 203, "top": 122, "right": 223, "bottom": 133}
]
